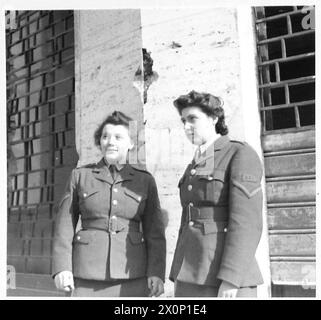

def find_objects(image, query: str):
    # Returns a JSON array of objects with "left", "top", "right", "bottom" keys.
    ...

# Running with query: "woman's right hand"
[{"left": 54, "top": 271, "right": 74, "bottom": 292}]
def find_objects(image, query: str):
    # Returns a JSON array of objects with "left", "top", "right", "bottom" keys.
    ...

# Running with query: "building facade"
[{"left": 6, "top": 7, "right": 315, "bottom": 297}]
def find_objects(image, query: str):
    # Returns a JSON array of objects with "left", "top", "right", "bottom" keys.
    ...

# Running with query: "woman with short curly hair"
[{"left": 52, "top": 111, "right": 166, "bottom": 297}]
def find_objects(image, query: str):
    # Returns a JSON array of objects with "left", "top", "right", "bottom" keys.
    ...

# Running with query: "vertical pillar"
[
  {"left": 237, "top": 6, "right": 271, "bottom": 298},
  {"left": 74, "top": 10, "right": 144, "bottom": 165}
]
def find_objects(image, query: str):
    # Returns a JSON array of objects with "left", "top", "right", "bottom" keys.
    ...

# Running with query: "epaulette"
[
  {"left": 131, "top": 164, "right": 152, "bottom": 175},
  {"left": 230, "top": 139, "right": 246, "bottom": 145}
]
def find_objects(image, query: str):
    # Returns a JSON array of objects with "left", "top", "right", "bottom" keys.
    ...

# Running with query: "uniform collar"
[
  {"left": 102, "top": 157, "right": 125, "bottom": 172},
  {"left": 194, "top": 142, "right": 214, "bottom": 166},
  {"left": 199, "top": 135, "right": 216, "bottom": 155},
  {"left": 193, "top": 135, "right": 230, "bottom": 167},
  {"left": 214, "top": 135, "right": 230, "bottom": 151},
  {"left": 92, "top": 158, "right": 134, "bottom": 184}
]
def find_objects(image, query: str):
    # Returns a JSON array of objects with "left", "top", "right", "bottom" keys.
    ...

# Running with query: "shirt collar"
[
  {"left": 195, "top": 135, "right": 230, "bottom": 159},
  {"left": 103, "top": 158, "right": 125, "bottom": 172},
  {"left": 199, "top": 135, "right": 217, "bottom": 155}
]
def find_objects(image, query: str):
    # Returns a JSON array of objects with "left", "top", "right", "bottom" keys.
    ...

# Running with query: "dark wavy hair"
[
  {"left": 94, "top": 111, "right": 133, "bottom": 147},
  {"left": 173, "top": 90, "right": 228, "bottom": 135}
]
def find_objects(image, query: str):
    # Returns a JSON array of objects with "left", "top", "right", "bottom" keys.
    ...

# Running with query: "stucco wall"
[{"left": 74, "top": 10, "right": 144, "bottom": 166}]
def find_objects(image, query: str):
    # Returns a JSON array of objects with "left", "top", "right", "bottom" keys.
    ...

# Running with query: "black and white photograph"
[{"left": 2, "top": 0, "right": 318, "bottom": 301}]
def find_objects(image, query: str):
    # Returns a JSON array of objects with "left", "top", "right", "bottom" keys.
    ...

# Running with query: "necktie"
[{"left": 109, "top": 165, "right": 116, "bottom": 180}]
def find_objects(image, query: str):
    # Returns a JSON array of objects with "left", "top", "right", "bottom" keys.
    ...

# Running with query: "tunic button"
[
  {"left": 113, "top": 188, "right": 118, "bottom": 193},
  {"left": 141, "top": 238, "right": 145, "bottom": 242},
  {"left": 189, "top": 221, "right": 194, "bottom": 227},
  {"left": 189, "top": 202, "right": 194, "bottom": 207},
  {"left": 190, "top": 169, "right": 196, "bottom": 175},
  {"left": 224, "top": 228, "right": 228, "bottom": 232},
  {"left": 187, "top": 185, "right": 193, "bottom": 191},
  {"left": 137, "top": 196, "right": 142, "bottom": 201},
  {"left": 77, "top": 236, "right": 81, "bottom": 240},
  {"left": 112, "top": 200, "right": 118, "bottom": 206},
  {"left": 83, "top": 193, "right": 87, "bottom": 198}
]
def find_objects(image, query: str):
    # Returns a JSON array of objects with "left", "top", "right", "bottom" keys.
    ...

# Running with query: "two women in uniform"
[
  {"left": 53, "top": 111, "right": 166, "bottom": 297},
  {"left": 53, "top": 90, "right": 264, "bottom": 298}
]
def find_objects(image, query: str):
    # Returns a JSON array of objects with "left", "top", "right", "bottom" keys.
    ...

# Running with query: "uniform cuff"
[{"left": 217, "top": 267, "right": 243, "bottom": 288}]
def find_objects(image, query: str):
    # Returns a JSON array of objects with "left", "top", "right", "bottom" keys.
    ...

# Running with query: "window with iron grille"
[
  {"left": 254, "top": 6, "right": 316, "bottom": 298},
  {"left": 6, "top": 10, "right": 78, "bottom": 277},
  {"left": 254, "top": 6, "right": 315, "bottom": 133}
]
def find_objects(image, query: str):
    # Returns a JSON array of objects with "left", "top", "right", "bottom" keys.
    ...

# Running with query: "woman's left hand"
[
  {"left": 218, "top": 280, "right": 238, "bottom": 298},
  {"left": 147, "top": 276, "right": 164, "bottom": 297}
]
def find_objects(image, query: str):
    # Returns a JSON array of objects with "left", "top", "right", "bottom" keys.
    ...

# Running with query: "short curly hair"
[
  {"left": 94, "top": 111, "right": 133, "bottom": 147},
  {"left": 173, "top": 90, "right": 228, "bottom": 135}
]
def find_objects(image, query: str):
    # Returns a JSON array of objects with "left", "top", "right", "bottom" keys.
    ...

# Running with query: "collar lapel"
[
  {"left": 114, "top": 164, "right": 135, "bottom": 184},
  {"left": 214, "top": 135, "right": 230, "bottom": 151},
  {"left": 194, "top": 141, "right": 214, "bottom": 167},
  {"left": 192, "top": 136, "right": 229, "bottom": 172},
  {"left": 212, "top": 136, "right": 230, "bottom": 170}
]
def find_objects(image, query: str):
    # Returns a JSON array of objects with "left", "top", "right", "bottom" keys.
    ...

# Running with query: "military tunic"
[
  {"left": 169, "top": 135, "right": 264, "bottom": 295},
  {"left": 52, "top": 158, "right": 166, "bottom": 296}
]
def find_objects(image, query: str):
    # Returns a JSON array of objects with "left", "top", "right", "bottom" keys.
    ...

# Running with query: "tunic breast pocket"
[
  {"left": 124, "top": 189, "right": 147, "bottom": 217},
  {"left": 78, "top": 189, "right": 101, "bottom": 215},
  {"left": 198, "top": 170, "right": 227, "bottom": 204}
]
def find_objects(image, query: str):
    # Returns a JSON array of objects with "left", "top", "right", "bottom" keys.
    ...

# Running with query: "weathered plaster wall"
[{"left": 74, "top": 10, "right": 144, "bottom": 166}]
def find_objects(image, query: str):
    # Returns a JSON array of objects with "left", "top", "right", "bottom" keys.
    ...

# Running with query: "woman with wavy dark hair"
[{"left": 169, "top": 90, "right": 263, "bottom": 297}]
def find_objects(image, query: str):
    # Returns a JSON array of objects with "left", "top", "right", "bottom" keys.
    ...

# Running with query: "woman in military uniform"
[
  {"left": 52, "top": 111, "right": 166, "bottom": 297},
  {"left": 169, "top": 90, "right": 263, "bottom": 298}
]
